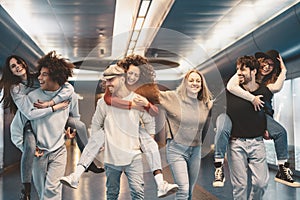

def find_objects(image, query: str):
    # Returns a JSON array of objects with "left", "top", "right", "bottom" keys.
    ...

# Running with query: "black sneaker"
[
  {"left": 86, "top": 162, "right": 105, "bottom": 174},
  {"left": 213, "top": 162, "right": 225, "bottom": 187},
  {"left": 275, "top": 162, "right": 300, "bottom": 187},
  {"left": 19, "top": 189, "right": 30, "bottom": 200}
]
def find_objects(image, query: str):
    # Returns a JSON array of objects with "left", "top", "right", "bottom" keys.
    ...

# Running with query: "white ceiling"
[{"left": 1, "top": 0, "right": 299, "bottom": 81}]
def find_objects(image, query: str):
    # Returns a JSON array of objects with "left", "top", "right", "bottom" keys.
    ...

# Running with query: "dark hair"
[
  {"left": 256, "top": 57, "right": 280, "bottom": 86},
  {"left": 0, "top": 55, "right": 36, "bottom": 113},
  {"left": 117, "top": 54, "right": 148, "bottom": 71},
  {"left": 117, "top": 54, "right": 159, "bottom": 104},
  {"left": 236, "top": 55, "right": 260, "bottom": 72},
  {"left": 37, "top": 51, "right": 74, "bottom": 86}
]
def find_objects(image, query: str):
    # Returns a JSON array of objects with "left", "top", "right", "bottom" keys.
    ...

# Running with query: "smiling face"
[
  {"left": 126, "top": 64, "right": 140, "bottom": 86},
  {"left": 105, "top": 75, "right": 125, "bottom": 95},
  {"left": 237, "top": 64, "right": 255, "bottom": 85},
  {"left": 259, "top": 58, "right": 274, "bottom": 76},
  {"left": 38, "top": 67, "right": 59, "bottom": 91},
  {"left": 186, "top": 72, "right": 202, "bottom": 97},
  {"left": 9, "top": 57, "right": 27, "bottom": 80}
]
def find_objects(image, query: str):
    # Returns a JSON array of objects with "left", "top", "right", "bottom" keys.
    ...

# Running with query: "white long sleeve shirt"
[{"left": 92, "top": 92, "right": 155, "bottom": 166}]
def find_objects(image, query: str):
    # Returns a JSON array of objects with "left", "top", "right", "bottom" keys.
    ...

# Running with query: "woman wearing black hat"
[{"left": 213, "top": 50, "right": 300, "bottom": 188}]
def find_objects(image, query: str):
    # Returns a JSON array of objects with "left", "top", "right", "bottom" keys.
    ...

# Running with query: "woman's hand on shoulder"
[
  {"left": 131, "top": 101, "right": 144, "bottom": 111},
  {"left": 133, "top": 94, "right": 149, "bottom": 107}
]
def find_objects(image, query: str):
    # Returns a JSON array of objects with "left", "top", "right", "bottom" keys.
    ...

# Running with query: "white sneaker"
[
  {"left": 60, "top": 173, "right": 79, "bottom": 189},
  {"left": 157, "top": 181, "right": 179, "bottom": 198}
]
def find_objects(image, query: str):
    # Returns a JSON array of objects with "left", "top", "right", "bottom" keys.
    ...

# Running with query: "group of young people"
[{"left": 0, "top": 49, "right": 297, "bottom": 200}]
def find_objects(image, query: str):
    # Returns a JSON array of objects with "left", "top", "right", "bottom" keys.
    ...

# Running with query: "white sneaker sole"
[
  {"left": 158, "top": 185, "right": 179, "bottom": 198},
  {"left": 274, "top": 177, "right": 300, "bottom": 187},
  {"left": 213, "top": 177, "right": 225, "bottom": 187},
  {"left": 60, "top": 177, "right": 78, "bottom": 189}
]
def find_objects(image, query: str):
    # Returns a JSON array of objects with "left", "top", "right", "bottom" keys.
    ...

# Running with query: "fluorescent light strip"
[
  {"left": 134, "top": 17, "right": 145, "bottom": 30},
  {"left": 139, "top": 0, "right": 151, "bottom": 17},
  {"left": 131, "top": 30, "right": 140, "bottom": 41},
  {"left": 128, "top": 41, "right": 136, "bottom": 49}
]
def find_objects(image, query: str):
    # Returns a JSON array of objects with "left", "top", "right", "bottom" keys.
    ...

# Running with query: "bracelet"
[
  {"left": 51, "top": 106, "right": 55, "bottom": 112},
  {"left": 129, "top": 101, "right": 132, "bottom": 110},
  {"left": 145, "top": 102, "right": 151, "bottom": 108}
]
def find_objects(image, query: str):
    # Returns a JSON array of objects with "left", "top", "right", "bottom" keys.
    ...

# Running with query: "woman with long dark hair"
[{"left": 0, "top": 54, "right": 103, "bottom": 200}]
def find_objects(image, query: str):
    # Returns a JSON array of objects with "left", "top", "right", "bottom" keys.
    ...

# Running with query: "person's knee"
[
  {"left": 270, "top": 127, "right": 287, "bottom": 140},
  {"left": 252, "top": 178, "right": 268, "bottom": 190},
  {"left": 74, "top": 120, "right": 86, "bottom": 132}
]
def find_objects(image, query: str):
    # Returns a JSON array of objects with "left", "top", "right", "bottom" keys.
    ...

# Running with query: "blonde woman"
[{"left": 159, "top": 69, "right": 213, "bottom": 200}]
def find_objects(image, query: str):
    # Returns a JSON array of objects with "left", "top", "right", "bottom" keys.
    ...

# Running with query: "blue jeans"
[
  {"left": 214, "top": 113, "right": 288, "bottom": 161},
  {"left": 21, "top": 121, "right": 36, "bottom": 183},
  {"left": 227, "top": 137, "right": 269, "bottom": 200},
  {"left": 104, "top": 158, "right": 144, "bottom": 200},
  {"left": 166, "top": 139, "right": 201, "bottom": 200}
]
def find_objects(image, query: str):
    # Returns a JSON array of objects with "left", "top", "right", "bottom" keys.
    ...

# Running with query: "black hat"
[{"left": 255, "top": 50, "right": 280, "bottom": 68}]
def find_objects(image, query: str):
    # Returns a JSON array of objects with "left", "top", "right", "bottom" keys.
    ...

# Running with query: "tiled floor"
[{"left": 1, "top": 143, "right": 300, "bottom": 200}]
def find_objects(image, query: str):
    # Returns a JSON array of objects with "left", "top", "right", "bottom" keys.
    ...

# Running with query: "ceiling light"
[
  {"left": 131, "top": 30, "right": 140, "bottom": 41},
  {"left": 134, "top": 17, "right": 145, "bottom": 30},
  {"left": 112, "top": 0, "right": 174, "bottom": 58},
  {"left": 139, "top": 0, "right": 151, "bottom": 17}
]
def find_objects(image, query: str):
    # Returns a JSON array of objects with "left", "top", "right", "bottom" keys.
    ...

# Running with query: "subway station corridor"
[{"left": 1, "top": 141, "right": 300, "bottom": 200}]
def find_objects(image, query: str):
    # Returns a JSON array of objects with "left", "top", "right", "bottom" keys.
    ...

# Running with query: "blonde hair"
[{"left": 176, "top": 69, "right": 213, "bottom": 106}]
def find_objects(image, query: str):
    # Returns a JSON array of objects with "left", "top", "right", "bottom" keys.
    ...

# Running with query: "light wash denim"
[
  {"left": 104, "top": 158, "right": 144, "bottom": 200},
  {"left": 214, "top": 113, "right": 288, "bottom": 161},
  {"left": 214, "top": 113, "right": 232, "bottom": 159},
  {"left": 32, "top": 145, "right": 67, "bottom": 200},
  {"left": 227, "top": 137, "right": 269, "bottom": 200},
  {"left": 265, "top": 114, "right": 288, "bottom": 160},
  {"left": 21, "top": 121, "right": 36, "bottom": 183},
  {"left": 166, "top": 139, "right": 201, "bottom": 200}
]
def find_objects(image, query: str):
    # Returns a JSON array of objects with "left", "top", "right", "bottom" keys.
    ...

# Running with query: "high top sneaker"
[
  {"left": 275, "top": 162, "right": 300, "bottom": 187},
  {"left": 213, "top": 162, "right": 225, "bottom": 187}
]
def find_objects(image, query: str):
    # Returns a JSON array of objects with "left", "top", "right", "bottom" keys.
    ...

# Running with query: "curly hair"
[
  {"left": 37, "top": 51, "right": 74, "bottom": 86},
  {"left": 117, "top": 54, "right": 159, "bottom": 104},
  {"left": 236, "top": 55, "right": 260, "bottom": 72}
]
